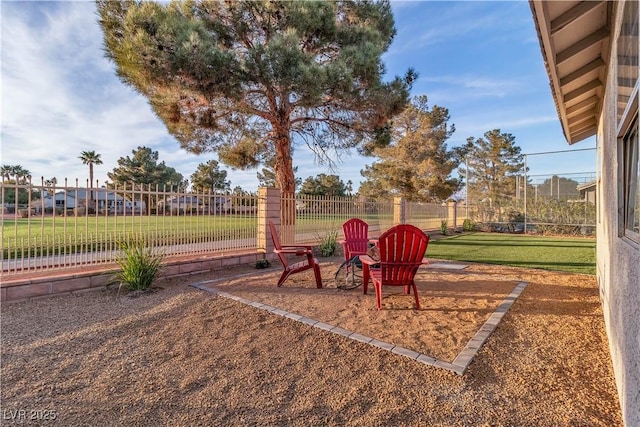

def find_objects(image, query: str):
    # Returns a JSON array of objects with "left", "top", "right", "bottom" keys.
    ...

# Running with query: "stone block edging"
[{"left": 191, "top": 276, "right": 528, "bottom": 376}]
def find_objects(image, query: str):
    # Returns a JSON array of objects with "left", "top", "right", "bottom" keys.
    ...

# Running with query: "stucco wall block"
[
  {"left": 1, "top": 249, "right": 272, "bottom": 303},
  {"left": 7, "top": 282, "right": 52, "bottom": 300},
  {"left": 221, "top": 257, "right": 240, "bottom": 267},
  {"left": 53, "top": 277, "right": 92, "bottom": 293},
  {"left": 91, "top": 274, "right": 114, "bottom": 288},
  {"left": 201, "top": 259, "right": 223, "bottom": 271},
  {"left": 161, "top": 265, "right": 181, "bottom": 277},
  {"left": 240, "top": 254, "right": 258, "bottom": 264},
  {"left": 179, "top": 262, "right": 204, "bottom": 274}
]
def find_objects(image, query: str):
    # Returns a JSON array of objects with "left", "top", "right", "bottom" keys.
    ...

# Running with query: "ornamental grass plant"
[
  {"left": 114, "top": 239, "right": 164, "bottom": 292},
  {"left": 316, "top": 229, "right": 339, "bottom": 257}
]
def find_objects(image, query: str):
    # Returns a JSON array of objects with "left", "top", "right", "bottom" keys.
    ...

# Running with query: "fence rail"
[
  {"left": 464, "top": 169, "right": 597, "bottom": 234},
  {"left": 1, "top": 180, "right": 259, "bottom": 275},
  {"left": 2, "top": 182, "right": 460, "bottom": 276}
]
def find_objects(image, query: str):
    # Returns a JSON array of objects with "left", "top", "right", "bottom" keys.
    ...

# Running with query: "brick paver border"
[{"left": 191, "top": 272, "right": 528, "bottom": 375}]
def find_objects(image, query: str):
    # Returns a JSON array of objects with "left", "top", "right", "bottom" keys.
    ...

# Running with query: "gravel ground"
[{"left": 1, "top": 260, "right": 622, "bottom": 426}]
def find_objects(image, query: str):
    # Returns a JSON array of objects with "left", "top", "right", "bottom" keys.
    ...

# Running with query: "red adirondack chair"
[
  {"left": 268, "top": 221, "right": 322, "bottom": 288},
  {"left": 339, "top": 218, "right": 370, "bottom": 263},
  {"left": 360, "top": 224, "right": 429, "bottom": 310}
]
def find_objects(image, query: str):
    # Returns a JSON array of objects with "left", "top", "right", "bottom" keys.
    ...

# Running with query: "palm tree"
[
  {"left": 4, "top": 165, "right": 31, "bottom": 183},
  {"left": 1, "top": 165, "right": 12, "bottom": 182},
  {"left": 44, "top": 177, "right": 57, "bottom": 186},
  {"left": 79, "top": 151, "right": 103, "bottom": 187},
  {"left": 79, "top": 151, "right": 103, "bottom": 211}
]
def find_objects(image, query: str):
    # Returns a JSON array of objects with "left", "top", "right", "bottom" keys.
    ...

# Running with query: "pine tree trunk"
[{"left": 273, "top": 126, "right": 296, "bottom": 244}]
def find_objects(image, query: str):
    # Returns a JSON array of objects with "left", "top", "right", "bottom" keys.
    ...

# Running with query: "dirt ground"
[{"left": 1, "top": 256, "right": 623, "bottom": 426}]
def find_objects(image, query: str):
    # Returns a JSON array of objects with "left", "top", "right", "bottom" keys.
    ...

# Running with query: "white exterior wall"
[{"left": 597, "top": 6, "right": 640, "bottom": 424}]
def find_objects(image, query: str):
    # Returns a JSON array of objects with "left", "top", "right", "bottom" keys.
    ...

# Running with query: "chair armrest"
[
  {"left": 359, "top": 255, "right": 379, "bottom": 266},
  {"left": 280, "top": 244, "right": 313, "bottom": 250},
  {"left": 276, "top": 246, "right": 313, "bottom": 256}
]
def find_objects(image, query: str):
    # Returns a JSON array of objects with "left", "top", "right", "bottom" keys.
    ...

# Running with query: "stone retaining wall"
[{"left": 0, "top": 252, "right": 269, "bottom": 303}]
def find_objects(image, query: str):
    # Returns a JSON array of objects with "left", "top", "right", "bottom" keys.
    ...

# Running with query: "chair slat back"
[
  {"left": 342, "top": 218, "right": 370, "bottom": 260},
  {"left": 376, "top": 224, "right": 429, "bottom": 286},
  {"left": 268, "top": 221, "right": 289, "bottom": 268}
]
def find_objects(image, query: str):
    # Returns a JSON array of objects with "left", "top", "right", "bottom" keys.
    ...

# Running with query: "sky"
[{"left": 1, "top": 1, "right": 598, "bottom": 192}]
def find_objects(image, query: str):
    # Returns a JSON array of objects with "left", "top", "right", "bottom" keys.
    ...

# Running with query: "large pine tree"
[
  {"left": 97, "top": 0, "right": 414, "bottom": 200},
  {"left": 465, "top": 129, "right": 525, "bottom": 205},
  {"left": 359, "top": 96, "right": 465, "bottom": 202},
  {"left": 190, "top": 160, "right": 231, "bottom": 193},
  {"left": 107, "top": 146, "right": 185, "bottom": 190}
]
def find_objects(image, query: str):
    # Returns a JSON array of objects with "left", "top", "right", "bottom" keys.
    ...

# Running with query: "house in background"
[
  {"left": 158, "top": 195, "right": 231, "bottom": 215},
  {"left": 40, "top": 191, "right": 78, "bottom": 210},
  {"left": 38, "top": 188, "right": 145, "bottom": 214},
  {"left": 530, "top": 1, "right": 639, "bottom": 425},
  {"left": 577, "top": 179, "right": 597, "bottom": 205},
  {"left": 159, "top": 195, "right": 204, "bottom": 215}
]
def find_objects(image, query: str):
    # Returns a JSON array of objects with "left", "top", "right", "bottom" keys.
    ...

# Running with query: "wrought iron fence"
[
  {"left": 287, "top": 193, "right": 395, "bottom": 243},
  {"left": 465, "top": 173, "right": 597, "bottom": 235},
  {"left": 2, "top": 179, "right": 458, "bottom": 276},
  {"left": 1, "top": 179, "right": 259, "bottom": 275},
  {"left": 406, "top": 201, "right": 450, "bottom": 231}
]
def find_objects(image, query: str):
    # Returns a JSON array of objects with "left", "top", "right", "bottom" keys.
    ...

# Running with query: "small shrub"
[
  {"left": 462, "top": 218, "right": 474, "bottom": 231},
  {"left": 440, "top": 220, "right": 448, "bottom": 236},
  {"left": 114, "top": 239, "right": 163, "bottom": 292},
  {"left": 317, "top": 229, "right": 338, "bottom": 257},
  {"left": 255, "top": 259, "right": 271, "bottom": 269}
]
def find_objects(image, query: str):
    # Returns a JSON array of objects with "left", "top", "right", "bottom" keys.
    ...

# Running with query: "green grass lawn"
[
  {"left": 427, "top": 232, "right": 596, "bottom": 275},
  {"left": 1, "top": 214, "right": 385, "bottom": 258}
]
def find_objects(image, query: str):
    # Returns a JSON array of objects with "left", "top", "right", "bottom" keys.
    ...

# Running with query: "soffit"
[{"left": 530, "top": 1, "right": 613, "bottom": 144}]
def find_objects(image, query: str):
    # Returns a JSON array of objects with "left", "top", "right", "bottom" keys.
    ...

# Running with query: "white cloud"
[
  {"left": 421, "top": 74, "right": 525, "bottom": 102},
  {"left": 0, "top": 2, "right": 239, "bottom": 188}
]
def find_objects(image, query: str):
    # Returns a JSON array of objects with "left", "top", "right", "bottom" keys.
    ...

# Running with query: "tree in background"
[
  {"left": 43, "top": 177, "right": 58, "bottom": 196},
  {"left": 465, "top": 129, "right": 525, "bottom": 206},
  {"left": 535, "top": 175, "right": 580, "bottom": 199},
  {"left": 359, "top": 96, "right": 466, "bottom": 202},
  {"left": 356, "top": 178, "right": 387, "bottom": 200},
  {"left": 44, "top": 177, "right": 58, "bottom": 187},
  {"left": 299, "top": 174, "right": 348, "bottom": 197},
  {"left": 232, "top": 186, "right": 246, "bottom": 195},
  {"left": 78, "top": 150, "right": 103, "bottom": 187},
  {"left": 2, "top": 187, "right": 40, "bottom": 205},
  {"left": 0, "top": 165, "right": 38, "bottom": 205},
  {"left": 97, "top": 0, "right": 414, "bottom": 202},
  {"left": 79, "top": 150, "right": 103, "bottom": 211},
  {"left": 190, "top": 160, "right": 231, "bottom": 193},
  {"left": 345, "top": 180, "right": 353, "bottom": 196},
  {"left": 1, "top": 165, "right": 13, "bottom": 181},
  {"left": 107, "top": 146, "right": 186, "bottom": 191},
  {"left": 257, "top": 155, "right": 301, "bottom": 190},
  {"left": 0, "top": 165, "right": 32, "bottom": 183}
]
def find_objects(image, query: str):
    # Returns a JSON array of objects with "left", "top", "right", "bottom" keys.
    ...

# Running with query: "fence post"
[
  {"left": 257, "top": 187, "right": 281, "bottom": 257},
  {"left": 448, "top": 200, "right": 458, "bottom": 232},
  {"left": 393, "top": 197, "right": 406, "bottom": 225}
]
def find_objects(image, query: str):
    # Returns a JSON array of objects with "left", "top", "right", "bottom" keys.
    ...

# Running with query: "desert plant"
[
  {"left": 114, "top": 239, "right": 163, "bottom": 291},
  {"left": 317, "top": 229, "right": 339, "bottom": 257},
  {"left": 440, "top": 220, "right": 448, "bottom": 236},
  {"left": 463, "top": 218, "right": 474, "bottom": 231}
]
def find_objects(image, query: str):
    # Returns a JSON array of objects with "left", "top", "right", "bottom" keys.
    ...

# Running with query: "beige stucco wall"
[{"left": 596, "top": 4, "right": 640, "bottom": 425}]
